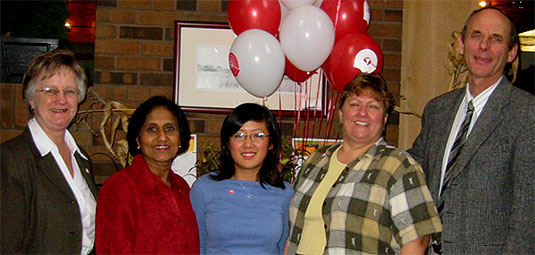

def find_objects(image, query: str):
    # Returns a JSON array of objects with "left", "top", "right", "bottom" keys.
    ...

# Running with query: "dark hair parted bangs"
[
  {"left": 126, "top": 96, "right": 191, "bottom": 158},
  {"left": 212, "top": 103, "right": 285, "bottom": 189}
]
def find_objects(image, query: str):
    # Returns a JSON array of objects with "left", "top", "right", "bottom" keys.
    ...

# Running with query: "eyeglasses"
[
  {"left": 230, "top": 132, "right": 269, "bottom": 142},
  {"left": 35, "top": 87, "right": 79, "bottom": 98}
]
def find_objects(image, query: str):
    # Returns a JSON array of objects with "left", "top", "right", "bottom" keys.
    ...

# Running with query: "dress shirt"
[
  {"left": 28, "top": 118, "right": 96, "bottom": 255},
  {"left": 439, "top": 77, "right": 501, "bottom": 195}
]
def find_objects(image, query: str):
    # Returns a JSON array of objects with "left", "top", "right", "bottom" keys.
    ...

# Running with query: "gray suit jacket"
[
  {"left": 409, "top": 78, "right": 534, "bottom": 254},
  {"left": 0, "top": 127, "right": 98, "bottom": 254}
]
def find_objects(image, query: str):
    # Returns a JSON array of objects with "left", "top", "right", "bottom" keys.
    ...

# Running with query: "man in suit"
[
  {"left": 0, "top": 50, "right": 98, "bottom": 254},
  {"left": 409, "top": 6, "right": 534, "bottom": 254}
]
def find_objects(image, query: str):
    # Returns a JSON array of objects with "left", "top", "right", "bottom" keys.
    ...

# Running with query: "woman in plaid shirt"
[{"left": 287, "top": 73, "right": 442, "bottom": 254}]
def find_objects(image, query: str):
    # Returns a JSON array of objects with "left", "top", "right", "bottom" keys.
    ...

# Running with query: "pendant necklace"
[{"left": 238, "top": 182, "right": 253, "bottom": 200}]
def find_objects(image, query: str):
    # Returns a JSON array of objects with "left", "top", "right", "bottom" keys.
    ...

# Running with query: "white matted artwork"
[
  {"left": 171, "top": 134, "right": 197, "bottom": 187},
  {"left": 173, "top": 21, "right": 324, "bottom": 115}
]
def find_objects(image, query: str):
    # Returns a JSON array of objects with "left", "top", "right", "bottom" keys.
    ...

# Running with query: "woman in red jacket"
[{"left": 96, "top": 96, "right": 199, "bottom": 254}]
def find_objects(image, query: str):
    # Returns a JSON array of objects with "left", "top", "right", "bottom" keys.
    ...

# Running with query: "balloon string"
[
  {"left": 303, "top": 81, "right": 310, "bottom": 149},
  {"left": 292, "top": 82, "right": 301, "bottom": 159},
  {"left": 278, "top": 92, "right": 283, "bottom": 159},
  {"left": 310, "top": 76, "right": 320, "bottom": 141},
  {"left": 324, "top": 86, "right": 335, "bottom": 144},
  {"left": 295, "top": 84, "right": 304, "bottom": 151},
  {"left": 325, "top": 90, "right": 339, "bottom": 147},
  {"left": 334, "top": 0, "right": 342, "bottom": 32},
  {"left": 313, "top": 70, "right": 325, "bottom": 139},
  {"left": 292, "top": 83, "right": 299, "bottom": 140},
  {"left": 300, "top": 82, "right": 309, "bottom": 152}
]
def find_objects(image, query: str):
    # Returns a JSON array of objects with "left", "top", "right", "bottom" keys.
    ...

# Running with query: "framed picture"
[
  {"left": 292, "top": 138, "right": 342, "bottom": 176},
  {"left": 171, "top": 134, "right": 197, "bottom": 187},
  {"left": 173, "top": 21, "right": 325, "bottom": 115}
]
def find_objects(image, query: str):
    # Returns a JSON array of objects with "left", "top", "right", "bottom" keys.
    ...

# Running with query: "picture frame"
[
  {"left": 292, "top": 138, "right": 342, "bottom": 176},
  {"left": 173, "top": 21, "right": 326, "bottom": 115}
]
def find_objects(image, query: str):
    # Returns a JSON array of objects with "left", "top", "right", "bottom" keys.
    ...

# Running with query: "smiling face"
[
  {"left": 228, "top": 120, "right": 273, "bottom": 176},
  {"left": 339, "top": 93, "right": 387, "bottom": 149},
  {"left": 137, "top": 106, "right": 181, "bottom": 171},
  {"left": 458, "top": 8, "right": 518, "bottom": 89},
  {"left": 30, "top": 67, "right": 79, "bottom": 136}
]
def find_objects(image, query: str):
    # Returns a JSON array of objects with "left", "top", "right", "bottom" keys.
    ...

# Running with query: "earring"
[
  {"left": 137, "top": 145, "right": 140, "bottom": 149},
  {"left": 179, "top": 145, "right": 182, "bottom": 149}
]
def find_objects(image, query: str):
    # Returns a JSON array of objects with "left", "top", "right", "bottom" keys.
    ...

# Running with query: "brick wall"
[{"left": 0, "top": 0, "right": 403, "bottom": 184}]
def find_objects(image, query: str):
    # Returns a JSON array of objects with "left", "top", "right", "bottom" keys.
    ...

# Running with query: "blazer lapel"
[
  {"left": 434, "top": 92, "right": 465, "bottom": 169},
  {"left": 25, "top": 128, "right": 95, "bottom": 200},
  {"left": 28, "top": 141, "right": 76, "bottom": 199},
  {"left": 428, "top": 90, "right": 465, "bottom": 199},
  {"left": 449, "top": 79, "right": 511, "bottom": 180},
  {"left": 75, "top": 152, "right": 98, "bottom": 198}
]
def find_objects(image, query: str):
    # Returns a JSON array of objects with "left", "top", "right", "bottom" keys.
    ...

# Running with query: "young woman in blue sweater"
[{"left": 190, "top": 103, "right": 294, "bottom": 254}]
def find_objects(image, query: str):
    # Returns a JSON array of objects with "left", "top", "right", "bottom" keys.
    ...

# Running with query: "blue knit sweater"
[{"left": 190, "top": 173, "right": 294, "bottom": 254}]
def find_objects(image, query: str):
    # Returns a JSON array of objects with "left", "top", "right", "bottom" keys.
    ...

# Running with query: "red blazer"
[{"left": 96, "top": 154, "right": 199, "bottom": 254}]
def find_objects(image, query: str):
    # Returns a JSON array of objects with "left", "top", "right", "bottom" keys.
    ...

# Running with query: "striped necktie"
[
  {"left": 432, "top": 101, "right": 475, "bottom": 254},
  {"left": 438, "top": 100, "right": 474, "bottom": 212}
]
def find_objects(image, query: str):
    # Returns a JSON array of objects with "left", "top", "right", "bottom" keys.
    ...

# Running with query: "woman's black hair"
[
  {"left": 126, "top": 96, "right": 191, "bottom": 157},
  {"left": 211, "top": 103, "right": 285, "bottom": 189}
]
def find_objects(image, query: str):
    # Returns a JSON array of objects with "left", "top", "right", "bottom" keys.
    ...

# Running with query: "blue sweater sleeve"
[{"left": 189, "top": 177, "right": 207, "bottom": 254}]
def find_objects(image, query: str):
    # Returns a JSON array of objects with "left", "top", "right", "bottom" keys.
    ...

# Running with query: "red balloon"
[
  {"left": 228, "top": 0, "right": 281, "bottom": 36},
  {"left": 284, "top": 57, "right": 315, "bottom": 83},
  {"left": 320, "top": 0, "right": 369, "bottom": 41},
  {"left": 322, "top": 32, "right": 383, "bottom": 92}
]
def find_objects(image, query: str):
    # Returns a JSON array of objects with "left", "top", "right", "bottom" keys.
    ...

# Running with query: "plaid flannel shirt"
[{"left": 288, "top": 138, "right": 442, "bottom": 254}]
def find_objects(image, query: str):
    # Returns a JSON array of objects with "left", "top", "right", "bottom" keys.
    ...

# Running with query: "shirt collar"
[
  {"left": 459, "top": 75, "right": 504, "bottom": 117},
  {"left": 325, "top": 137, "right": 386, "bottom": 159},
  {"left": 28, "top": 118, "right": 88, "bottom": 160},
  {"left": 131, "top": 154, "right": 180, "bottom": 192},
  {"left": 465, "top": 76, "right": 502, "bottom": 108}
]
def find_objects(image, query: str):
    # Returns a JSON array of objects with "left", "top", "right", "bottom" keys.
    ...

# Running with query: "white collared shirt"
[
  {"left": 439, "top": 76, "right": 502, "bottom": 195},
  {"left": 28, "top": 118, "right": 96, "bottom": 255}
]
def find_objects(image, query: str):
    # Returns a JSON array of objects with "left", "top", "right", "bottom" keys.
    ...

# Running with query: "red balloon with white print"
[{"left": 322, "top": 32, "right": 383, "bottom": 92}]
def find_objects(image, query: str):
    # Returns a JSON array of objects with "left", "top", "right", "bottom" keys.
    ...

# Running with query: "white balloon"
[
  {"left": 281, "top": 0, "right": 316, "bottom": 10},
  {"left": 278, "top": 1, "right": 291, "bottom": 31},
  {"left": 279, "top": 5, "right": 335, "bottom": 71},
  {"left": 229, "top": 29, "right": 286, "bottom": 98}
]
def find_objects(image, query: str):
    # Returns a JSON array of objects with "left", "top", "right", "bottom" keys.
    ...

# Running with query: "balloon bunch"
[{"left": 227, "top": 0, "right": 384, "bottom": 97}]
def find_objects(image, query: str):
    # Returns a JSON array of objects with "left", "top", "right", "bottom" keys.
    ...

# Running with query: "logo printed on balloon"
[
  {"left": 353, "top": 49, "right": 378, "bottom": 73},
  {"left": 229, "top": 52, "right": 240, "bottom": 77}
]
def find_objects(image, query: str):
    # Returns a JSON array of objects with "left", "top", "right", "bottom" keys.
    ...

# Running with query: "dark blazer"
[
  {"left": 409, "top": 78, "right": 535, "bottom": 254},
  {"left": 0, "top": 127, "right": 98, "bottom": 254}
]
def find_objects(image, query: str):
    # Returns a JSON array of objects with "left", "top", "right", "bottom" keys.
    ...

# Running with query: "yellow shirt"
[{"left": 297, "top": 146, "right": 346, "bottom": 254}]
